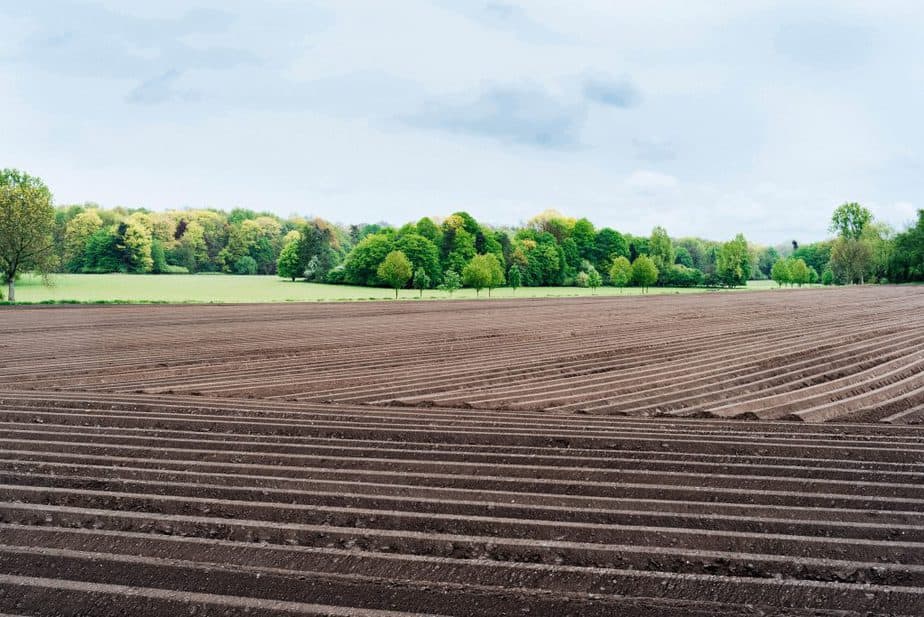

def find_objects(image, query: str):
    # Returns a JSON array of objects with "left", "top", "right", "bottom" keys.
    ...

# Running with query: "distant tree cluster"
[{"left": 4, "top": 168, "right": 922, "bottom": 301}]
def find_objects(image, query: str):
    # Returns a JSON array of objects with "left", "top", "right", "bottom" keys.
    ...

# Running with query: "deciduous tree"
[
  {"left": 378, "top": 250, "right": 412, "bottom": 298},
  {"left": 0, "top": 169, "right": 56, "bottom": 301}
]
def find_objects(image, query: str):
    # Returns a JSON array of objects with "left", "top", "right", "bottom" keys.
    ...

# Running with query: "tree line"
[{"left": 1, "top": 168, "right": 923, "bottom": 300}]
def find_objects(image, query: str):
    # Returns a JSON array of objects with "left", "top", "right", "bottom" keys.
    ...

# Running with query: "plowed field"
[{"left": 1, "top": 286, "right": 923, "bottom": 615}]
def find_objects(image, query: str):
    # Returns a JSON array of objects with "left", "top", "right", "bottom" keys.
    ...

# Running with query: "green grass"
[{"left": 9, "top": 273, "right": 788, "bottom": 304}]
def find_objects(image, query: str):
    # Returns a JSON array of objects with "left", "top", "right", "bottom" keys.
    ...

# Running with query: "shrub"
[{"left": 234, "top": 255, "right": 258, "bottom": 275}]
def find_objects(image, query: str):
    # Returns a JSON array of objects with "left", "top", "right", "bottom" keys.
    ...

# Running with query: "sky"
[{"left": 1, "top": 1, "right": 922, "bottom": 243}]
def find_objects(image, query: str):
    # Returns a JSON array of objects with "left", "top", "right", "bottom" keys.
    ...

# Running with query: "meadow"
[{"left": 13, "top": 273, "right": 783, "bottom": 303}]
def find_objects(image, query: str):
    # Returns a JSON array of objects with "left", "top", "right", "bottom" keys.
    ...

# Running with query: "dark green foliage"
[
  {"left": 889, "top": 210, "right": 924, "bottom": 282},
  {"left": 396, "top": 233, "right": 442, "bottom": 285},
  {"left": 82, "top": 228, "right": 122, "bottom": 273},
  {"left": 592, "top": 228, "right": 628, "bottom": 273},
  {"left": 716, "top": 234, "right": 751, "bottom": 287},
  {"left": 674, "top": 246, "right": 694, "bottom": 268},
  {"left": 234, "top": 255, "right": 258, "bottom": 275},
  {"left": 151, "top": 239, "right": 168, "bottom": 274},
  {"left": 508, "top": 263, "right": 522, "bottom": 291},
  {"left": 343, "top": 233, "right": 394, "bottom": 286},
  {"left": 413, "top": 267, "right": 431, "bottom": 297},
  {"left": 661, "top": 264, "right": 704, "bottom": 287}
]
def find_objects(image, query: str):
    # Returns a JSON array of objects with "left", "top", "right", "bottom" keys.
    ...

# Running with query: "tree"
[
  {"left": 830, "top": 202, "right": 872, "bottom": 240},
  {"left": 648, "top": 226, "right": 675, "bottom": 277},
  {"left": 234, "top": 255, "right": 258, "bottom": 275},
  {"left": 395, "top": 233, "right": 442, "bottom": 286},
  {"left": 119, "top": 220, "right": 154, "bottom": 272},
  {"left": 821, "top": 267, "right": 835, "bottom": 285},
  {"left": 463, "top": 253, "right": 504, "bottom": 297},
  {"left": 674, "top": 246, "right": 694, "bottom": 268},
  {"left": 631, "top": 255, "right": 658, "bottom": 291},
  {"left": 586, "top": 266, "right": 602, "bottom": 293},
  {"left": 0, "top": 169, "right": 56, "bottom": 301},
  {"left": 377, "top": 250, "right": 412, "bottom": 298},
  {"left": 770, "top": 259, "right": 790, "bottom": 287},
  {"left": 592, "top": 228, "right": 629, "bottom": 273},
  {"left": 889, "top": 209, "right": 924, "bottom": 282},
  {"left": 343, "top": 233, "right": 394, "bottom": 285},
  {"left": 788, "top": 258, "right": 811, "bottom": 287},
  {"left": 716, "top": 234, "right": 750, "bottom": 287},
  {"left": 63, "top": 209, "right": 102, "bottom": 272},
  {"left": 151, "top": 238, "right": 168, "bottom": 274},
  {"left": 508, "top": 263, "right": 521, "bottom": 293},
  {"left": 609, "top": 256, "right": 632, "bottom": 291},
  {"left": 438, "top": 269, "right": 462, "bottom": 296},
  {"left": 830, "top": 237, "right": 873, "bottom": 284},
  {"left": 413, "top": 267, "right": 431, "bottom": 298},
  {"left": 276, "top": 240, "right": 301, "bottom": 281},
  {"left": 575, "top": 271, "right": 589, "bottom": 287}
]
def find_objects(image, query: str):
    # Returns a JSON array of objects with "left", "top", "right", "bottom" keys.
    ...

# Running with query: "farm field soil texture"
[
  {"left": 12, "top": 272, "right": 784, "bottom": 303},
  {"left": 0, "top": 285, "right": 923, "bottom": 616}
]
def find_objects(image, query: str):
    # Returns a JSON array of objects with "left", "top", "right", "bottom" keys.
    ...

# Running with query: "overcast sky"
[{"left": 2, "top": 1, "right": 922, "bottom": 243}]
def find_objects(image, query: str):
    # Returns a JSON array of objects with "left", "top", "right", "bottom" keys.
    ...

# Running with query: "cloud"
[
  {"left": 407, "top": 85, "right": 583, "bottom": 148},
  {"left": 126, "top": 69, "right": 196, "bottom": 105},
  {"left": 774, "top": 18, "right": 873, "bottom": 70},
  {"left": 435, "top": 1, "right": 569, "bottom": 44},
  {"left": 583, "top": 76, "right": 639, "bottom": 108},
  {"left": 624, "top": 170, "right": 678, "bottom": 193},
  {"left": 633, "top": 137, "right": 676, "bottom": 162}
]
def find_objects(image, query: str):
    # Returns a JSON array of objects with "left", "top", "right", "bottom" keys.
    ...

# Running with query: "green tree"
[
  {"left": 463, "top": 253, "right": 504, "bottom": 297},
  {"left": 592, "top": 228, "right": 629, "bottom": 273},
  {"left": 631, "top": 255, "right": 658, "bottom": 291},
  {"left": 276, "top": 240, "right": 301, "bottom": 281},
  {"left": 416, "top": 216, "right": 441, "bottom": 244},
  {"left": 508, "top": 263, "right": 522, "bottom": 293},
  {"left": 716, "top": 233, "right": 750, "bottom": 287},
  {"left": 648, "top": 226, "right": 675, "bottom": 278},
  {"left": 343, "top": 233, "right": 395, "bottom": 285},
  {"left": 674, "top": 246, "right": 694, "bottom": 268},
  {"left": 378, "top": 250, "right": 412, "bottom": 298},
  {"left": 413, "top": 267, "right": 431, "bottom": 298},
  {"left": 119, "top": 220, "right": 154, "bottom": 272},
  {"left": 830, "top": 202, "right": 872, "bottom": 240},
  {"left": 234, "top": 255, "right": 258, "bottom": 275},
  {"left": 437, "top": 269, "right": 462, "bottom": 296},
  {"left": 788, "top": 258, "right": 811, "bottom": 287},
  {"left": 609, "top": 256, "right": 632, "bottom": 291},
  {"left": 830, "top": 237, "right": 873, "bottom": 284},
  {"left": 63, "top": 209, "right": 102, "bottom": 272},
  {"left": 821, "top": 267, "right": 835, "bottom": 285},
  {"left": 770, "top": 259, "right": 790, "bottom": 287},
  {"left": 0, "top": 169, "right": 56, "bottom": 301},
  {"left": 151, "top": 238, "right": 168, "bottom": 274},
  {"left": 395, "top": 233, "right": 442, "bottom": 285},
  {"left": 889, "top": 209, "right": 924, "bottom": 282},
  {"left": 586, "top": 266, "right": 602, "bottom": 293},
  {"left": 571, "top": 218, "right": 596, "bottom": 261}
]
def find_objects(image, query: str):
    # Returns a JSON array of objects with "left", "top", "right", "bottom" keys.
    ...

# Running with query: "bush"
[
  {"left": 662, "top": 264, "right": 704, "bottom": 287},
  {"left": 163, "top": 265, "right": 189, "bottom": 274},
  {"left": 234, "top": 255, "right": 258, "bottom": 275}
]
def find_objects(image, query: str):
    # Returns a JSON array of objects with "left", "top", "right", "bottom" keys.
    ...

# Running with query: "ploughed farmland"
[{"left": 1, "top": 286, "right": 923, "bottom": 615}]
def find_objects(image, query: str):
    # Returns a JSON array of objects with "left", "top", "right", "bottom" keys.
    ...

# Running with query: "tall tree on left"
[{"left": 0, "top": 169, "right": 56, "bottom": 302}]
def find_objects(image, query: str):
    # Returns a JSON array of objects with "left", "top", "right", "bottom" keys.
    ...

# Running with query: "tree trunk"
[
  {"left": 394, "top": 288, "right": 398, "bottom": 299},
  {"left": 7, "top": 279, "right": 13, "bottom": 303}
]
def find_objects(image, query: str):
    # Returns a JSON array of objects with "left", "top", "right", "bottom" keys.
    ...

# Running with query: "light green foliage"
[
  {"left": 276, "top": 240, "right": 301, "bottom": 281},
  {"left": 343, "top": 233, "right": 394, "bottom": 286},
  {"left": 586, "top": 266, "right": 602, "bottom": 292},
  {"left": 119, "top": 220, "right": 154, "bottom": 273},
  {"left": 151, "top": 239, "right": 168, "bottom": 274},
  {"left": 830, "top": 202, "right": 872, "bottom": 240},
  {"left": 508, "top": 264, "right": 521, "bottom": 292},
  {"left": 395, "top": 233, "right": 441, "bottom": 285},
  {"left": 716, "top": 234, "right": 751, "bottom": 287},
  {"left": 609, "top": 256, "right": 632, "bottom": 289},
  {"left": 787, "top": 258, "right": 811, "bottom": 286},
  {"left": 821, "top": 267, "right": 835, "bottom": 285},
  {"left": 575, "top": 271, "right": 589, "bottom": 287},
  {"left": 770, "top": 259, "right": 790, "bottom": 287},
  {"left": 377, "top": 250, "right": 413, "bottom": 298},
  {"left": 631, "top": 255, "right": 658, "bottom": 291},
  {"left": 0, "top": 169, "right": 56, "bottom": 301},
  {"left": 462, "top": 253, "right": 505, "bottom": 296},
  {"left": 64, "top": 210, "right": 103, "bottom": 272},
  {"left": 437, "top": 269, "right": 462, "bottom": 295},
  {"left": 648, "top": 226, "right": 675, "bottom": 276},
  {"left": 413, "top": 267, "right": 431, "bottom": 297}
]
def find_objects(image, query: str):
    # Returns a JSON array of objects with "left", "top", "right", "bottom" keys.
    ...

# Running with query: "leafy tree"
[
  {"left": 463, "top": 253, "right": 504, "bottom": 297},
  {"left": 674, "top": 246, "right": 694, "bottom": 268},
  {"left": 416, "top": 217, "right": 441, "bottom": 245},
  {"left": 756, "top": 246, "right": 779, "bottom": 278},
  {"left": 609, "top": 256, "right": 632, "bottom": 291},
  {"left": 440, "top": 215, "right": 478, "bottom": 274},
  {"left": 889, "top": 209, "right": 924, "bottom": 282},
  {"left": 119, "top": 220, "right": 154, "bottom": 272},
  {"left": 631, "top": 255, "right": 658, "bottom": 291},
  {"left": 377, "top": 250, "right": 412, "bottom": 298},
  {"left": 788, "top": 258, "right": 811, "bottom": 286},
  {"left": 298, "top": 220, "right": 339, "bottom": 282},
  {"left": 83, "top": 228, "right": 121, "bottom": 272},
  {"left": 661, "top": 264, "right": 704, "bottom": 287},
  {"left": 571, "top": 218, "right": 596, "bottom": 261},
  {"left": 770, "top": 259, "right": 790, "bottom": 287},
  {"left": 830, "top": 202, "right": 872, "bottom": 240},
  {"left": 508, "top": 263, "right": 521, "bottom": 293},
  {"left": 234, "top": 255, "right": 258, "bottom": 275},
  {"left": 151, "top": 239, "right": 168, "bottom": 274},
  {"left": 792, "top": 242, "right": 831, "bottom": 275},
  {"left": 343, "top": 233, "right": 394, "bottom": 285},
  {"left": 395, "top": 233, "right": 442, "bottom": 285},
  {"left": 276, "top": 240, "right": 301, "bottom": 281},
  {"left": 437, "top": 269, "right": 462, "bottom": 296},
  {"left": 648, "top": 226, "right": 675, "bottom": 277},
  {"left": 716, "top": 233, "right": 750, "bottom": 287},
  {"left": 413, "top": 267, "right": 431, "bottom": 298},
  {"left": 821, "top": 267, "right": 835, "bottom": 285},
  {"left": 0, "top": 169, "right": 56, "bottom": 301},
  {"left": 575, "top": 271, "right": 589, "bottom": 287},
  {"left": 592, "top": 228, "right": 629, "bottom": 273},
  {"left": 63, "top": 209, "right": 103, "bottom": 272},
  {"left": 586, "top": 266, "right": 602, "bottom": 293},
  {"left": 830, "top": 237, "right": 873, "bottom": 284}
]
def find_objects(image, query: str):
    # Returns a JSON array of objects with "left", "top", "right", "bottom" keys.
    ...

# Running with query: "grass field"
[{"left": 12, "top": 273, "right": 787, "bottom": 303}]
